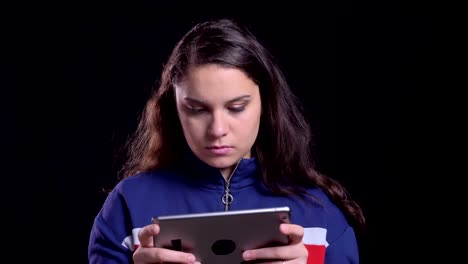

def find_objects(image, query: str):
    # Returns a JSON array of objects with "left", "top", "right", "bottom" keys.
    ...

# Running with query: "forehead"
[{"left": 175, "top": 64, "right": 258, "bottom": 99}]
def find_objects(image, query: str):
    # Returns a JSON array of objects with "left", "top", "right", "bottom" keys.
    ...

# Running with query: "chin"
[{"left": 203, "top": 156, "right": 238, "bottom": 169}]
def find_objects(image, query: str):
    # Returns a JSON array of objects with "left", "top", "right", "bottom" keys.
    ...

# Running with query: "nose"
[{"left": 208, "top": 111, "right": 228, "bottom": 138}]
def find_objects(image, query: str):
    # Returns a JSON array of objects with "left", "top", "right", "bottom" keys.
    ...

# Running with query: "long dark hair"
[{"left": 119, "top": 18, "right": 365, "bottom": 232}]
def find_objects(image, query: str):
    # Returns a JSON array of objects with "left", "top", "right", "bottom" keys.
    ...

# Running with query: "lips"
[
  {"left": 207, "top": 145, "right": 231, "bottom": 149},
  {"left": 206, "top": 146, "right": 232, "bottom": 155}
]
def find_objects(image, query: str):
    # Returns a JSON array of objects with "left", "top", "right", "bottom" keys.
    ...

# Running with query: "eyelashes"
[
  {"left": 227, "top": 106, "right": 245, "bottom": 113},
  {"left": 185, "top": 105, "right": 246, "bottom": 114}
]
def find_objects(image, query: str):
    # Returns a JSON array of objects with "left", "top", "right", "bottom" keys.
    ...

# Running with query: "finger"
[
  {"left": 240, "top": 261, "right": 281, "bottom": 264},
  {"left": 133, "top": 247, "right": 196, "bottom": 264},
  {"left": 137, "top": 224, "right": 160, "bottom": 247},
  {"left": 280, "top": 223, "right": 304, "bottom": 244},
  {"left": 245, "top": 261, "right": 284, "bottom": 264},
  {"left": 242, "top": 242, "right": 307, "bottom": 262}
]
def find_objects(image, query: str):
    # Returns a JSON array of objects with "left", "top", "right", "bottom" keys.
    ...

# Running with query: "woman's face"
[{"left": 175, "top": 64, "right": 262, "bottom": 179}]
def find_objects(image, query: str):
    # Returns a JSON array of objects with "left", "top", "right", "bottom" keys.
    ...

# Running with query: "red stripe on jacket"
[{"left": 305, "top": 244, "right": 326, "bottom": 264}]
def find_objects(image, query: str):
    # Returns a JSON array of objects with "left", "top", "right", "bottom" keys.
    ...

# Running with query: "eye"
[
  {"left": 186, "top": 106, "right": 206, "bottom": 114},
  {"left": 228, "top": 106, "right": 245, "bottom": 113}
]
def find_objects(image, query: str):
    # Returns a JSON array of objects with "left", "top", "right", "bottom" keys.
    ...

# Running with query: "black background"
[{"left": 2, "top": 0, "right": 434, "bottom": 263}]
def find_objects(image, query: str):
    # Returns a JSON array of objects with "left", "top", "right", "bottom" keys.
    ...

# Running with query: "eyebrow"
[{"left": 184, "top": 95, "right": 251, "bottom": 105}]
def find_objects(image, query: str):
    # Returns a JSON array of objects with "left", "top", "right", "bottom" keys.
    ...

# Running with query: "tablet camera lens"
[{"left": 211, "top": 239, "right": 236, "bottom": 255}]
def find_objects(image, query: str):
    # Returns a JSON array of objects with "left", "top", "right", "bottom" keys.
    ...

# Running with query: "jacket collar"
[{"left": 181, "top": 149, "right": 259, "bottom": 190}]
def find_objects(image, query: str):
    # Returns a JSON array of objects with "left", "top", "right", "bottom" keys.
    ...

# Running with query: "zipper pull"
[
  {"left": 221, "top": 159, "right": 240, "bottom": 211},
  {"left": 222, "top": 182, "right": 234, "bottom": 211}
]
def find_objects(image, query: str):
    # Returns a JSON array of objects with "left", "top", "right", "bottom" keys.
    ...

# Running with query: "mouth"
[
  {"left": 207, "top": 145, "right": 231, "bottom": 149},
  {"left": 206, "top": 145, "right": 233, "bottom": 155}
]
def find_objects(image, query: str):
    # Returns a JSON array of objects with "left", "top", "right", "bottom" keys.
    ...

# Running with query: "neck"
[{"left": 220, "top": 160, "right": 241, "bottom": 181}]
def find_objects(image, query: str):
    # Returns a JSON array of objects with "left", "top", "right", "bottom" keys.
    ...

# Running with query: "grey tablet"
[{"left": 151, "top": 206, "right": 291, "bottom": 263}]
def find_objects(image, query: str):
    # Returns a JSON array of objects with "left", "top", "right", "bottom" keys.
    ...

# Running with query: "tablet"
[{"left": 151, "top": 206, "right": 291, "bottom": 263}]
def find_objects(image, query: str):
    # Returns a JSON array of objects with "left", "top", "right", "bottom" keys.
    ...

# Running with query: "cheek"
[
  {"left": 249, "top": 104, "right": 262, "bottom": 127},
  {"left": 175, "top": 110, "right": 191, "bottom": 136},
  {"left": 180, "top": 118, "right": 205, "bottom": 139},
  {"left": 238, "top": 110, "right": 261, "bottom": 137}
]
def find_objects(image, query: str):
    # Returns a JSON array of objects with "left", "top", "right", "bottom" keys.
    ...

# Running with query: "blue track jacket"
[{"left": 88, "top": 153, "right": 359, "bottom": 264}]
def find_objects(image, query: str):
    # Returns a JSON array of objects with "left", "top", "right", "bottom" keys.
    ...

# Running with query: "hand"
[
  {"left": 133, "top": 224, "right": 200, "bottom": 264},
  {"left": 242, "top": 223, "right": 308, "bottom": 264}
]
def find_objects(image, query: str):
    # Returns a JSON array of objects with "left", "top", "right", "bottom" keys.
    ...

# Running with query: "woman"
[{"left": 88, "top": 18, "right": 365, "bottom": 264}]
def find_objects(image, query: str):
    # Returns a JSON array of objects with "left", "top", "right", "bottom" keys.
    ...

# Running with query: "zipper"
[{"left": 221, "top": 160, "right": 241, "bottom": 211}]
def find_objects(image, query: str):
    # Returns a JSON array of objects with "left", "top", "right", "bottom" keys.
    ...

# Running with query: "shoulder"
[
  {"left": 112, "top": 168, "right": 182, "bottom": 196},
  {"left": 305, "top": 187, "right": 353, "bottom": 244},
  {"left": 306, "top": 187, "right": 347, "bottom": 220}
]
